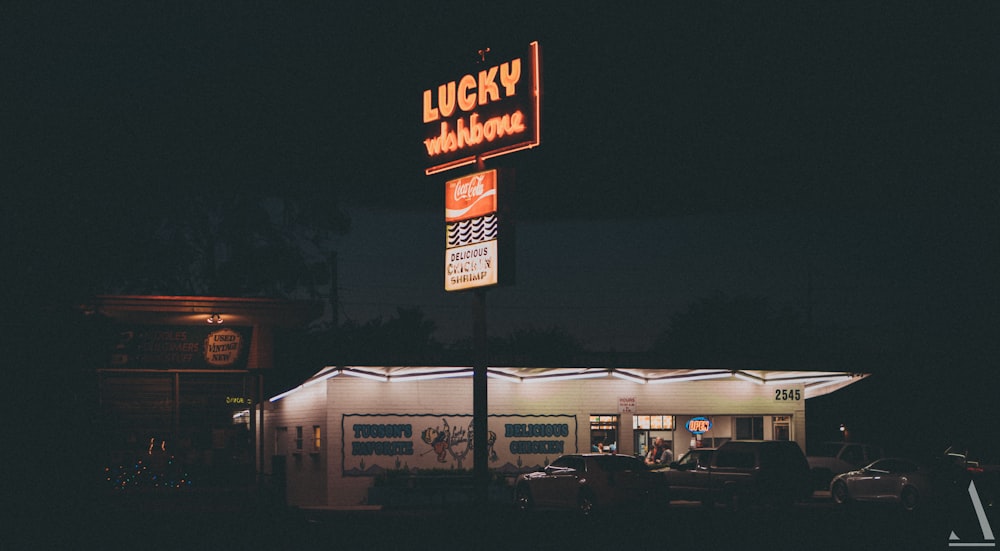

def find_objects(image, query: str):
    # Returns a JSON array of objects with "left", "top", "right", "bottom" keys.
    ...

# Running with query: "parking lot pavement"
[
  {"left": 290, "top": 499, "right": 963, "bottom": 551},
  {"left": 26, "top": 490, "right": 990, "bottom": 551}
]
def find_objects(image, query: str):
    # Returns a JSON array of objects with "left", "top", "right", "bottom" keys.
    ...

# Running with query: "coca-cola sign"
[{"left": 445, "top": 169, "right": 497, "bottom": 222}]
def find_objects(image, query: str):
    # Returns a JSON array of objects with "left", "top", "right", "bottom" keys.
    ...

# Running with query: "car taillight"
[{"left": 967, "top": 466, "right": 984, "bottom": 474}]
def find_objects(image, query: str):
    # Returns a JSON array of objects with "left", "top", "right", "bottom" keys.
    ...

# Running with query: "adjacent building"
[{"left": 89, "top": 295, "right": 321, "bottom": 489}]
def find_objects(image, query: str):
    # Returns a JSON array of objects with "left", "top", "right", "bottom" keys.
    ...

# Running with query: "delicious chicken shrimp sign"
[{"left": 429, "top": 42, "right": 539, "bottom": 292}]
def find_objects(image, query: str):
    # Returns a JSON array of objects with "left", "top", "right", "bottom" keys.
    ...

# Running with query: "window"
[
  {"left": 295, "top": 426, "right": 303, "bottom": 451},
  {"left": 735, "top": 416, "right": 764, "bottom": 440},
  {"left": 313, "top": 425, "right": 322, "bottom": 452},
  {"left": 716, "top": 449, "right": 756, "bottom": 469},
  {"left": 590, "top": 415, "right": 619, "bottom": 452},
  {"left": 632, "top": 415, "right": 674, "bottom": 430}
]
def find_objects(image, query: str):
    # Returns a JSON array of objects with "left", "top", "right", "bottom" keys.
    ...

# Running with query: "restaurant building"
[{"left": 263, "top": 365, "right": 865, "bottom": 507}]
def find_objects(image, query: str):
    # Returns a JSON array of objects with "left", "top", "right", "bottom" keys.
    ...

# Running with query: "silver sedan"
[{"left": 830, "top": 457, "right": 930, "bottom": 511}]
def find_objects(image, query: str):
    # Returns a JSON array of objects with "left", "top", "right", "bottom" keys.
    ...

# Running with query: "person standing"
[{"left": 645, "top": 437, "right": 671, "bottom": 465}]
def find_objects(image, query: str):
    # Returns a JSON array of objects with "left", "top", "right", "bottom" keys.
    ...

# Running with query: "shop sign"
[
  {"left": 444, "top": 168, "right": 513, "bottom": 292},
  {"left": 109, "top": 325, "right": 252, "bottom": 370},
  {"left": 445, "top": 238, "right": 498, "bottom": 291},
  {"left": 422, "top": 41, "right": 541, "bottom": 175},
  {"left": 686, "top": 417, "right": 713, "bottom": 435},
  {"left": 445, "top": 169, "right": 497, "bottom": 222},
  {"left": 342, "top": 413, "right": 577, "bottom": 476},
  {"left": 225, "top": 396, "right": 253, "bottom": 406},
  {"left": 618, "top": 396, "right": 636, "bottom": 413}
]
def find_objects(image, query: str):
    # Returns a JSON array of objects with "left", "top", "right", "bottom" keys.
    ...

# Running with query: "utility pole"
[{"left": 472, "top": 155, "right": 490, "bottom": 509}]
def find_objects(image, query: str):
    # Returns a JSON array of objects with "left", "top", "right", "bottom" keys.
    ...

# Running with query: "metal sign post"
[{"left": 472, "top": 286, "right": 489, "bottom": 507}]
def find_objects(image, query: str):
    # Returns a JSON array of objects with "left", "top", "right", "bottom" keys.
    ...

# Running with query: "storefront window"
[
  {"left": 633, "top": 415, "right": 674, "bottom": 430},
  {"left": 633, "top": 415, "right": 675, "bottom": 458},
  {"left": 590, "top": 415, "right": 618, "bottom": 452},
  {"left": 735, "top": 416, "right": 764, "bottom": 440}
]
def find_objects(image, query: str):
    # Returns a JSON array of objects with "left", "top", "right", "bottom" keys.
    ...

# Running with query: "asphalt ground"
[{"left": 10, "top": 489, "right": 994, "bottom": 551}]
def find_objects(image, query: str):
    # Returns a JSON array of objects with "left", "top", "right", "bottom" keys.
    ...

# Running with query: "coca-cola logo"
[
  {"left": 445, "top": 169, "right": 497, "bottom": 222},
  {"left": 453, "top": 174, "right": 486, "bottom": 202}
]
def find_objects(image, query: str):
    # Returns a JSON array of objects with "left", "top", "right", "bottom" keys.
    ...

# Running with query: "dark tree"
[
  {"left": 273, "top": 306, "right": 444, "bottom": 389},
  {"left": 651, "top": 293, "right": 811, "bottom": 370},
  {"left": 447, "top": 326, "right": 585, "bottom": 367},
  {"left": 103, "top": 190, "right": 350, "bottom": 298}
]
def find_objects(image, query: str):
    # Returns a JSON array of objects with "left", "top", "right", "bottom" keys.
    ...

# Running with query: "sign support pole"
[
  {"left": 472, "top": 155, "right": 490, "bottom": 509},
  {"left": 473, "top": 287, "right": 489, "bottom": 507}
]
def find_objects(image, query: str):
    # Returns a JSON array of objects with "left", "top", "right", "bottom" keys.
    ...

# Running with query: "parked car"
[
  {"left": 658, "top": 448, "right": 716, "bottom": 504},
  {"left": 807, "top": 441, "right": 883, "bottom": 488},
  {"left": 938, "top": 446, "right": 998, "bottom": 510},
  {"left": 660, "top": 440, "right": 812, "bottom": 510},
  {"left": 830, "top": 457, "right": 931, "bottom": 511},
  {"left": 514, "top": 453, "right": 667, "bottom": 515}
]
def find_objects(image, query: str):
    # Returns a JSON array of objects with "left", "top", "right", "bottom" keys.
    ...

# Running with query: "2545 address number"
[{"left": 774, "top": 389, "right": 801, "bottom": 401}]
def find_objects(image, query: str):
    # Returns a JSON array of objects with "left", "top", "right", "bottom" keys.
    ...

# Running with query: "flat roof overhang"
[{"left": 270, "top": 366, "right": 868, "bottom": 402}]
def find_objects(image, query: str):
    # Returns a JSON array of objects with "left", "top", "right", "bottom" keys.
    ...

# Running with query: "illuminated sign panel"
[
  {"left": 444, "top": 168, "right": 513, "bottom": 292},
  {"left": 686, "top": 417, "right": 713, "bottom": 435},
  {"left": 445, "top": 169, "right": 497, "bottom": 222},
  {"left": 422, "top": 41, "right": 541, "bottom": 175},
  {"left": 109, "top": 325, "right": 252, "bottom": 370},
  {"left": 445, "top": 240, "right": 498, "bottom": 291}
]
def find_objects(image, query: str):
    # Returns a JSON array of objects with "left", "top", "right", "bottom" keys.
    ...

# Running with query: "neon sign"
[
  {"left": 445, "top": 169, "right": 497, "bottom": 222},
  {"left": 686, "top": 417, "right": 713, "bottom": 435},
  {"left": 422, "top": 42, "right": 540, "bottom": 175}
]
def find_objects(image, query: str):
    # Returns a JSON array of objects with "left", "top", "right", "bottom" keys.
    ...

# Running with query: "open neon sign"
[{"left": 686, "top": 417, "right": 713, "bottom": 435}]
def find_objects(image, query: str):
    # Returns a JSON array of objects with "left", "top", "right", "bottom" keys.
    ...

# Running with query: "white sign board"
[
  {"left": 619, "top": 396, "right": 637, "bottom": 413},
  {"left": 445, "top": 240, "right": 498, "bottom": 291}
]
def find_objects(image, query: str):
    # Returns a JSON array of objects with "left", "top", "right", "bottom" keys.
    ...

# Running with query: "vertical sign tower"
[{"left": 421, "top": 41, "right": 540, "bottom": 507}]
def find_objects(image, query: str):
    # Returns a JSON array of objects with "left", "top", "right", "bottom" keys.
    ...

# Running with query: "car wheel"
[
  {"left": 900, "top": 486, "right": 919, "bottom": 511},
  {"left": 578, "top": 490, "right": 596, "bottom": 516},
  {"left": 831, "top": 480, "right": 850, "bottom": 505},
  {"left": 514, "top": 484, "right": 533, "bottom": 512}
]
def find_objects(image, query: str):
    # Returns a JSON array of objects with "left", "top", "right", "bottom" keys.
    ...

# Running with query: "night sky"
[{"left": 6, "top": 3, "right": 998, "bottom": 451}]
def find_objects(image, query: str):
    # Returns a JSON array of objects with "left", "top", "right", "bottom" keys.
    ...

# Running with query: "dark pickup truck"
[{"left": 661, "top": 440, "right": 813, "bottom": 509}]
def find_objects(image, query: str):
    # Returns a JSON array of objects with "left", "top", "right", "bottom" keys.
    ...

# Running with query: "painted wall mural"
[{"left": 342, "top": 413, "right": 577, "bottom": 476}]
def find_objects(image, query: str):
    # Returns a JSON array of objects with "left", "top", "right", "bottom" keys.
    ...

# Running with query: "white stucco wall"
[{"left": 264, "top": 375, "right": 807, "bottom": 507}]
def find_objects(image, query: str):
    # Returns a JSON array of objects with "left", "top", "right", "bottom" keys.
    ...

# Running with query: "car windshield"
[{"left": 678, "top": 450, "right": 712, "bottom": 467}]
